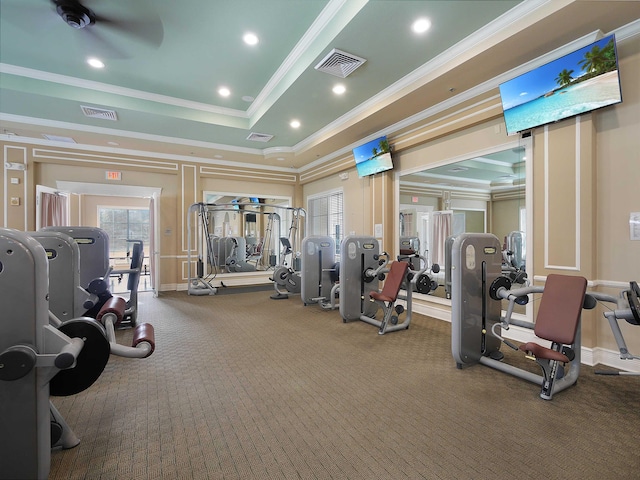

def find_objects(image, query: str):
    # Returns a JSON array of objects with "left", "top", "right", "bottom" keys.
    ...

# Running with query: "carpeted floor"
[{"left": 49, "top": 290, "right": 640, "bottom": 480}]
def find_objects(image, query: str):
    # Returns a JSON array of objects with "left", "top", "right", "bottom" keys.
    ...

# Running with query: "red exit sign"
[{"left": 106, "top": 171, "right": 121, "bottom": 181}]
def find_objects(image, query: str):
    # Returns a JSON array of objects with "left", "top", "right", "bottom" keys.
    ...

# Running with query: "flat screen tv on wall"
[
  {"left": 353, "top": 136, "right": 393, "bottom": 178},
  {"left": 499, "top": 34, "right": 622, "bottom": 136}
]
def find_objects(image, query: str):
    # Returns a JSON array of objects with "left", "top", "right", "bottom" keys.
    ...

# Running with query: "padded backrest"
[
  {"left": 535, "top": 274, "right": 587, "bottom": 344},
  {"left": 127, "top": 241, "right": 144, "bottom": 291},
  {"left": 380, "top": 261, "right": 409, "bottom": 301}
]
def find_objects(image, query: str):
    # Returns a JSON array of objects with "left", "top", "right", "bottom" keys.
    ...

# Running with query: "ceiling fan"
[
  {"left": 48, "top": 0, "right": 164, "bottom": 58},
  {"left": 53, "top": 0, "right": 96, "bottom": 29}
]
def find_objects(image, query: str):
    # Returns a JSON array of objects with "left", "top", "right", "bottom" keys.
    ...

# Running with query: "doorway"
[{"left": 54, "top": 181, "right": 161, "bottom": 296}]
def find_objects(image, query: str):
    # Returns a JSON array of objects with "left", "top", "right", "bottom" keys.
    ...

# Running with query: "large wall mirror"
[
  {"left": 200, "top": 191, "right": 299, "bottom": 277},
  {"left": 397, "top": 138, "right": 532, "bottom": 318}
]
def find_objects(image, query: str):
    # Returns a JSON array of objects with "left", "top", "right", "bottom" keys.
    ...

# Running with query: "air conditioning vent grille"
[
  {"left": 314, "top": 49, "right": 366, "bottom": 78},
  {"left": 81, "top": 105, "right": 118, "bottom": 121},
  {"left": 246, "top": 132, "right": 274, "bottom": 142}
]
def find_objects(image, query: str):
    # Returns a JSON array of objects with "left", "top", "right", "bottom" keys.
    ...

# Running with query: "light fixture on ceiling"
[
  {"left": 243, "top": 32, "right": 259, "bottom": 45},
  {"left": 87, "top": 57, "right": 105, "bottom": 69},
  {"left": 412, "top": 18, "right": 431, "bottom": 34},
  {"left": 242, "top": 95, "right": 255, "bottom": 102},
  {"left": 218, "top": 87, "right": 231, "bottom": 97},
  {"left": 290, "top": 120, "right": 301, "bottom": 129},
  {"left": 332, "top": 84, "right": 346, "bottom": 95}
]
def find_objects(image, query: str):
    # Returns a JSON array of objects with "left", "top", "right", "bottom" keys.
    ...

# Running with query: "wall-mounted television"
[
  {"left": 499, "top": 34, "right": 622, "bottom": 136},
  {"left": 352, "top": 135, "right": 393, "bottom": 178}
]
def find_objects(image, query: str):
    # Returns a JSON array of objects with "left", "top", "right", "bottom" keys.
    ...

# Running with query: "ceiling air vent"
[
  {"left": 314, "top": 48, "right": 366, "bottom": 78},
  {"left": 81, "top": 105, "right": 118, "bottom": 121},
  {"left": 246, "top": 132, "right": 274, "bottom": 142}
]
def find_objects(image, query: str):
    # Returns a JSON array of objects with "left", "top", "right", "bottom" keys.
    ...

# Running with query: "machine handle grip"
[
  {"left": 54, "top": 338, "right": 85, "bottom": 369},
  {"left": 504, "top": 339, "right": 519, "bottom": 351}
]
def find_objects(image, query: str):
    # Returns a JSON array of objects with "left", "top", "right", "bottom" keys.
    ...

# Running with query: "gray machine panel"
[
  {"left": 451, "top": 233, "right": 502, "bottom": 366},
  {"left": 30, "top": 231, "right": 82, "bottom": 320},
  {"left": 301, "top": 236, "right": 336, "bottom": 305},
  {"left": 41, "top": 226, "right": 110, "bottom": 287},
  {"left": 0, "top": 229, "right": 51, "bottom": 480},
  {"left": 339, "top": 235, "right": 380, "bottom": 321}
]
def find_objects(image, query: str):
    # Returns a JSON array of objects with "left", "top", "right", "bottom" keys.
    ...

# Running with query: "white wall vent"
[
  {"left": 246, "top": 132, "right": 274, "bottom": 142},
  {"left": 314, "top": 48, "right": 366, "bottom": 78},
  {"left": 81, "top": 105, "right": 118, "bottom": 121}
]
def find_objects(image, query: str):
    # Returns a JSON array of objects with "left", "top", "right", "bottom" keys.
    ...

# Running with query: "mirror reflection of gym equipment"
[
  {"left": 399, "top": 143, "right": 528, "bottom": 304},
  {"left": 186, "top": 202, "right": 305, "bottom": 296}
]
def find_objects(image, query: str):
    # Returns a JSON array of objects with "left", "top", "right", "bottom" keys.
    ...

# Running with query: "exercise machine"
[
  {"left": 339, "top": 235, "right": 425, "bottom": 334},
  {"left": 300, "top": 235, "right": 340, "bottom": 308},
  {"left": 270, "top": 208, "right": 305, "bottom": 300},
  {"left": 399, "top": 236, "right": 421, "bottom": 270},
  {"left": 186, "top": 203, "right": 298, "bottom": 295},
  {"left": 0, "top": 228, "right": 155, "bottom": 480},
  {"left": 1, "top": 228, "right": 85, "bottom": 479},
  {"left": 225, "top": 236, "right": 257, "bottom": 272},
  {"left": 36, "top": 229, "right": 144, "bottom": 327},
  {"left": 451, "top": 233, "right": 588, "bottom": 400},
  {"left": 41, "top": 226, "right": 110, "bottom": 287},
  {"left": 108, "top": 239, "right": 144, "bottom": 327},
  {"left": 583, "top": 281, "right": 640, "bottom": 376},
  {"left": 28, "top": 230, "right": 100, "bottom": 321}
]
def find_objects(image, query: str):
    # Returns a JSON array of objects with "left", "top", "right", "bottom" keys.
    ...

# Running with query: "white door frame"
[{"left": 56, "top": 181, "right": 162, "bottom": 296}]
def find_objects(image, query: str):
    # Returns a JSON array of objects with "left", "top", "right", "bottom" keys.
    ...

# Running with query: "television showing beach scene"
[
  {"left": 353, "top": 136, "right": 393, "bottom": 177},
  {"left": 499, "top": 34, "right": 622, "bottom": 135}
]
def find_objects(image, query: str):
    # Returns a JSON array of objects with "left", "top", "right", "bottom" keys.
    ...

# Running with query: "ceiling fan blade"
[
  {"left": 92, "top": 13, "right": 164, "bottom": 49},
  {"left": 81, "top": 27, "right": 131, "bottom": 60}
]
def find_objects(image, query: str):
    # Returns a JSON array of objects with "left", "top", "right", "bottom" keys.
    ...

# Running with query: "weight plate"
[
  {"left": 415, "top": 274, "right": 432, "bottom": 294},
  {"left": 50, "top": 319, "right": 110, "bottom": 397},
  {"left": 489, "top": 276, "right": 512, "bottom": 301}
]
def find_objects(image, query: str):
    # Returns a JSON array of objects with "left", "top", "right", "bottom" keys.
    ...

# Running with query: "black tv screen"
[
  {"left": 499, "top": 34, "right": 622, "bottom": 136},
  {"left": 353, "top": 136, "right": 393, "bottom": 177}
]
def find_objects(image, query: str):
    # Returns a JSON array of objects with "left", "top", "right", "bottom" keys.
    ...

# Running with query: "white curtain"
[
  {"left": 431, "top": 211, "right": 452, "bottom": 267},
  {"left": 41, "top": 192, "right": 68, "bottom": 227}
]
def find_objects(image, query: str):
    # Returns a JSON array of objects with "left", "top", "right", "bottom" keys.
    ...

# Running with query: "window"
[
  {"left": 99, "top": 207, "right": 150, "bottom": 261},
  {"left": 307, "top": 189, "right": 344, "bottom": 256}
]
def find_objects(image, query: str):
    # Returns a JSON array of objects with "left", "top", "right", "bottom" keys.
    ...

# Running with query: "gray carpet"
[{"left": 49, "top": 291, "right": 640, "bottom": 479}]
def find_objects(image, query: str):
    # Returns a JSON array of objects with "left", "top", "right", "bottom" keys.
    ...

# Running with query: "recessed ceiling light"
[
  {"left": 412, "top": 18, "right": 431, "bottom": 34},
  {"left": 290, "top": 120, "right": 301, "bottom": 129},
  {"left": 277, "top": 157, "right": 285, "bottom": 161},
  {"left": 87, "top": 57, "right": 105, "bottom": 69},
  {"left": 242, "top": 95, "right": 255, "bottom": 102},
  {"left": 332, "top": 84, "right": 346, "bottom": 95},
  {"left": 218, "top": 87, "right": 231, "bottom": 97},
  {"left": 107, "top": 141, "right": 119, "bottom": 146},
  {"left": 243, "top": 32, "right": 259, "bottom": 45}
]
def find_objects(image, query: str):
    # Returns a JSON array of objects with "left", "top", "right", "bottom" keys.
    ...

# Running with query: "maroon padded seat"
[
  {"left": 519, "top": 274, "right": 587, "bottom": 362},
  {"left": 370, "top": 261, "right": 409, "bottom": 304}
]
